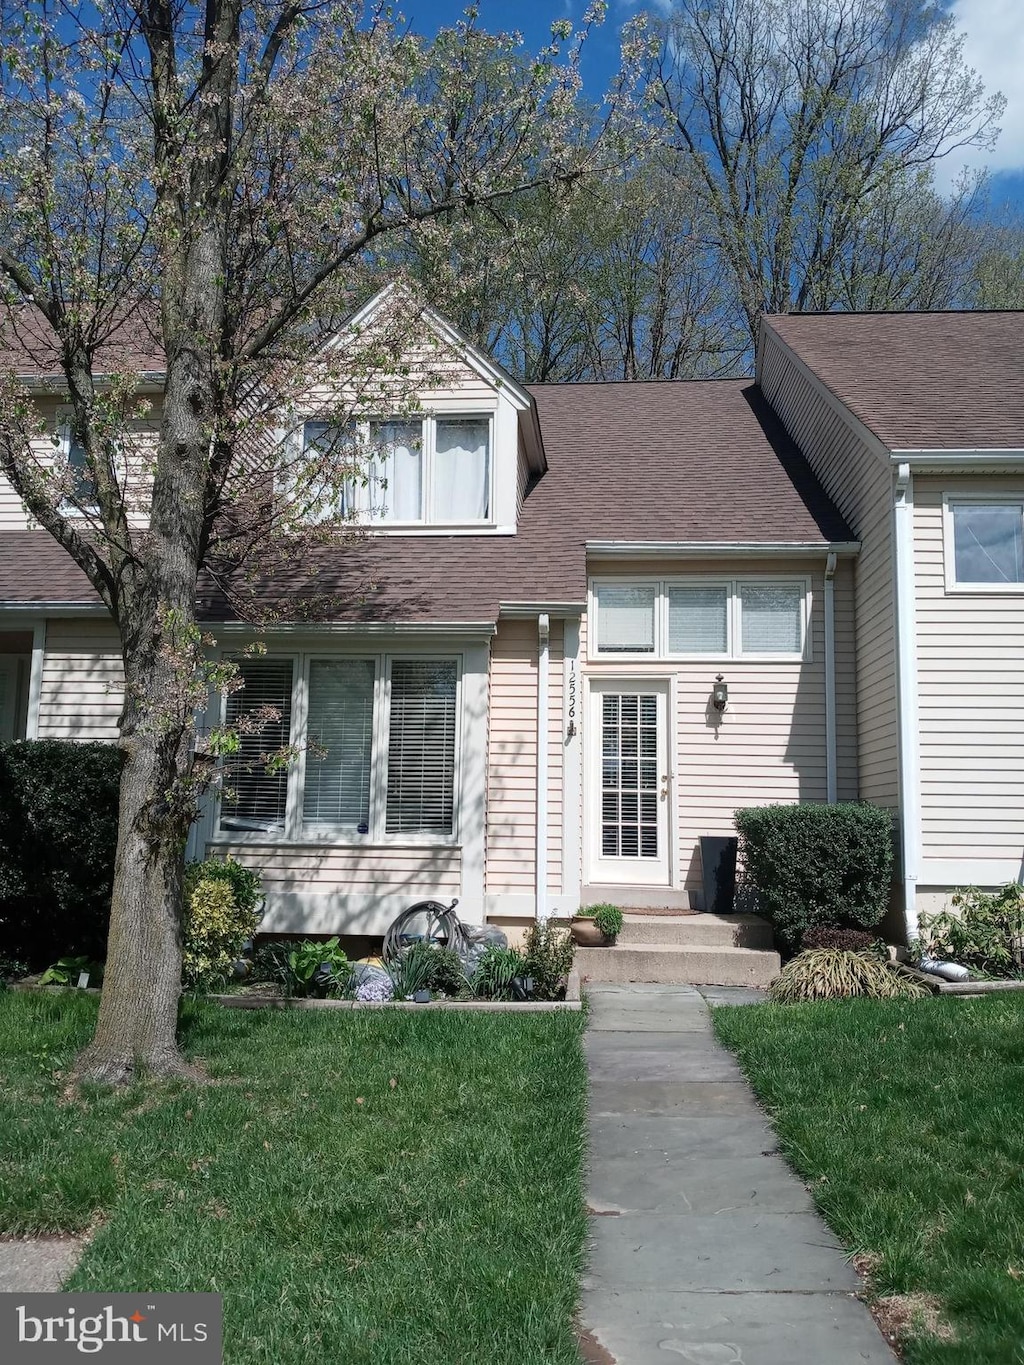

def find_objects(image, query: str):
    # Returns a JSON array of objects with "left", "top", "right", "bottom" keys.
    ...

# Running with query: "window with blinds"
[
  {"left": 385, "top": 661, "right": 457, "bottom": 835},
  {"left": 595, "top": 583, "right": 656, "bottom": 653},
  {"left": 302, "top": 659, "right": 375, "bottom": 831},
  {"left": 739, "top": 585, "right": 803, "bottom": 654},
  {"left": 667, "top": 585, "right": 728, "bottom": 654},
  {"left": 220, "top": 659, "right": 294, "bottom": 833}
]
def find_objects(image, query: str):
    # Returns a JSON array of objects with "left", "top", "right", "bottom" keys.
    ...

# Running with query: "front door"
[{"left": 588, "top": 679, "right": 671, "bottom": 886}]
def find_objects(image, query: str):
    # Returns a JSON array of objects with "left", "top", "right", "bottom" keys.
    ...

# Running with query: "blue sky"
[{"left": 402, "top": 0, "right": 1024, "bottom": 213}]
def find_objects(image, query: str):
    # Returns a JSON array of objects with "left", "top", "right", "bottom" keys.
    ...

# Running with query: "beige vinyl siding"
[
  {"left": 914, "top": 476, "right": 1024, "bottom": 870},
  {"left": 759, "top": 326, "right": 898, "bottom": 807},
  {"left": 584, "top": 557, "right": 857, "bottom": 896},
  {"left": 208, "top": 842, "right": 461, "bottom": 894},
  {"left": 37, "top": 618, "right": 124, "bottom": 740},
  {"left": 485, "top": 617, "right": 566, "bottom": 897}
]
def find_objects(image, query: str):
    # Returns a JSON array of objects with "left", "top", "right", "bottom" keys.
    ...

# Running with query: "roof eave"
[{"left": 586, "top": 540, "right": 860, "bottom": 557}]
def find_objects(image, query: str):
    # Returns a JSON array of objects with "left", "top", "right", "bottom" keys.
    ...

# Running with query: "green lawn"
[
  {"left": 713, "top": 995, "right": 1024, "bottom": 1365},
  {"left": 0, "top": 992, "right": 588, "bottom": 1364}
]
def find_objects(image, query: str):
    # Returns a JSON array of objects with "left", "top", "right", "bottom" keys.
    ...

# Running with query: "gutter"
[
  {"left": 824, "top": 552, "right": 837, "bottom": 803},
  {"left": 893, "top": 463, "right": 921, "bottom": 943},
  {"left": 586, "top": 540, "right": 860, "bottom": 558},
  {"left": 890, "top": 447, "right": 1024, "bottom": 467},
  {"left": 536, "top": 613, "right": 550, "bottom": 923}
]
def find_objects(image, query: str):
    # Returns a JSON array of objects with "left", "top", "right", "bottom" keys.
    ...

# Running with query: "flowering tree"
[{"left": 0, "top": 0, "right": 645, "bottom": 1082}]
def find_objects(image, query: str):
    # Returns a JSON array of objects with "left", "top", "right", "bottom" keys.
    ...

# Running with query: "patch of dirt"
[
  {"left": 872, "top": 1293, "right": 957, "bottom": 1349},
  {"left": 577, "top": 1326, "right": 618, "bottom": 1364}
]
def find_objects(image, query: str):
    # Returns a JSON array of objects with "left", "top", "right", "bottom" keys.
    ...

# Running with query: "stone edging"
[{"left": 11, "top": 969, "right": 583, "bottom": 1013}]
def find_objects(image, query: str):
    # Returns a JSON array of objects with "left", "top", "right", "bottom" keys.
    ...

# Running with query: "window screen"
[
  {"left": 739, "top": 585, "right": 803, "bottom": 655},
  {"left": 302, "top": 659, "right": 375, "bottom": 831},
  {"left": 667, "top": 585, "right": 728, "bottom": 653},
  {"left": 220, "top": 658, "right": 294, "bottom": 833},
  {"left": 385, "top": 661, "right": 457, "bottom": 835},
  {"left": 595, "top": 584, "right": 656, "bottom": 653},
  {"left": 952, "top": 503, "right": 1024, "bottom": 584}
]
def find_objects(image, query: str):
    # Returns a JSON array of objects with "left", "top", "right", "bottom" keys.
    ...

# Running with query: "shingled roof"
[
  {"left": 764, "top": 311, "right": 1024, "bottom": 451},
  {"left": 0, "top": 377, "right": 852, "bottom": 621}
]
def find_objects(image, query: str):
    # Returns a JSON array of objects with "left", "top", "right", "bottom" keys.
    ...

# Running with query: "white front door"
[{"left": 588, "top": 679, "right": 671, "bottom": 886}]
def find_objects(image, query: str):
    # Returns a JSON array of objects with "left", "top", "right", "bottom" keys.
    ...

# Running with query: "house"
[{"left": 0, "top": 290, "right": 1022, "bottom": 963}]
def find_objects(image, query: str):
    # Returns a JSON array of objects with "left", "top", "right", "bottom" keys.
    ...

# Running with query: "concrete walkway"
[
  {"left": 0, "top": 1237, "right": 82, "bottom": 1292},
  {"left": 579, "top": 984, "right": 895, "bottom": 1365}
]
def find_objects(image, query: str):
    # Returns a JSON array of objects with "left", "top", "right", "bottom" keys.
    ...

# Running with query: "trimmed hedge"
[
  {"left": 734, "top": 801, "right": 895, "bottom": 954},
  {"left": 0, "top": 740, "right": 123, "bottom": 969}
]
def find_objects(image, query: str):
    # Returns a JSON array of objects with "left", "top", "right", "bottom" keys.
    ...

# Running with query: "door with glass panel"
[{"left": 589, "top": 679, "right": 671, "bottom": 886}]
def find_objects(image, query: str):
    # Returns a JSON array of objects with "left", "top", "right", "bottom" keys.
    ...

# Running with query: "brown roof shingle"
[{"left": 765, "top": 310, "right": 1024, "bottom": 450}]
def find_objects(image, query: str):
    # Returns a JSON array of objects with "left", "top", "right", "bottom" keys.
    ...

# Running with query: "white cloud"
[{"left": 938, "top": 0, "right": 1024, "bottom": 184}]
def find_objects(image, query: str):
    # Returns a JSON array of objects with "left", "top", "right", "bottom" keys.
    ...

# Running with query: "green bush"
[
  {"left": 767, "top": 948, "right": 929, "bottom": 1003},
  {"left": 471, "top": 945, "right": 527, "bottom": 1000},
  {"left": 734, "top": 802, "right": 895, "bottom": 953},
  {"left": 522, "top": 922, "right": 575, "bottom": 1000},
  {"left": 592, "top": 905, "right": 624, "bottom": 941},
  {"left": 0, "top": 740, "right": 123, "bottom": 969},
  {"left": 278, "top": 936, "right": 352, "bottom": 998},
  {"left": 921, "top": 884, "right": 1024, "bottom": 978},
  {"left": 182, "top": 857, "right": 264, "bottom": 991}
]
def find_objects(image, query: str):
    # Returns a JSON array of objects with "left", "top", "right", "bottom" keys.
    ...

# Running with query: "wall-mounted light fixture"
[{"left": 712, "top": 673, "right": 729, "bottom": 712}]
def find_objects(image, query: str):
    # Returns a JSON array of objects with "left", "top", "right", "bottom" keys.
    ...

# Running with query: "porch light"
[{"left": 712, "top": 674, "right": 729, "bottom": 712}]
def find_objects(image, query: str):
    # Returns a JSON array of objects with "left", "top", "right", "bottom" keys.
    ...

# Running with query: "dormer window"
[
  {"left": 60, "top": 422, "right": 100, "bottom": 516},
  {"left": 300, "top": 413, "right": 491, "bottom": 526}
]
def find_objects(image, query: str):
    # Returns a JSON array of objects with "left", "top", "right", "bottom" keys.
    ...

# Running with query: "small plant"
[
  {"left": 182, "top": 857, "right": 264, "bottom": 991},
  {"left": 522, "top": 921, "right": 575, "bottom": 1000},
  {"left": 472, "top": 945, "right": 527, "bottom": 1000},
  {"left": 801, "top": 926, "right": 878, "bottom": 953},
  {"left": 355, "top": 972, "right": 394, "bottom": 1003},
  {"left": 592, "top": 905, "right": 623, "bottom": 942},
  {"left": 284, "top": 937, "right": 352, "bottom": 997},
  {"left": 248, "top": 941, "right": 290, "bottom": 985},
  {"left": 38, "top": 955, "right": 103, "bottom": 987},
  {"left": 921, "top": 883, "right": 1024, "bottom": 978},
  {"left": 767, "top": 948, "right": 929, "bottom": 1003},
  {"left": 424, "top": 945, "right": 468, "bottom": 997},
  {"left": 388, "top": 940, "right": 439, "bottom": 1000}
]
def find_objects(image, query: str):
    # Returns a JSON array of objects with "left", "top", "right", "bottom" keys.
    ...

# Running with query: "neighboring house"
[{"left": 0, "top": 291, "right": 1021, "bottom": 947}]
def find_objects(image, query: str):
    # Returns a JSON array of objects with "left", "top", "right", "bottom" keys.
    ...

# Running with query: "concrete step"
[
  {"left": 617, "top": 913, "right": 774, "bottom": 950},
  {"left": 582, "top": 885, "right": 695, "bottom": 910},
  {"left": 576, "top": 943, "right": 781, "bottom": 988}
]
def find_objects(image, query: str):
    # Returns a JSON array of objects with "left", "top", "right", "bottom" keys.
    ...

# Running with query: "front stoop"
[{"left": 577, "top": 913, "right": 781, "bottom": 986}]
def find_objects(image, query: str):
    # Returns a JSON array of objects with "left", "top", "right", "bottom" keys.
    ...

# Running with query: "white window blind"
[
  {"left": 385, "top": 661, "right": 457, "bottom": 835},
  {"left": 433, "top": 417, "right": 490, "bottom": 521},
  {"left": 667, "top": 585, "right": 728, "bottom": 653},
  {"left": 302, "top": 659, "right": 375, "bottom": 832},
  {"left": 220, "top": 659, "right": 294, "bottom": 833},
  {"left": 596, "top": 584, "right": 656, "bottom": 653},
  {"left": 952, "top": 503, "right": 1024, "bottom": 583},
  {"left": 740, "top": 585, "right": 803, "bottom": 654}
]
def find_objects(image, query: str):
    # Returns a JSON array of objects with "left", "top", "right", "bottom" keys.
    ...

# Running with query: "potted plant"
[{"left": 570, "top": 904, "right": 622, "bottom": 946}]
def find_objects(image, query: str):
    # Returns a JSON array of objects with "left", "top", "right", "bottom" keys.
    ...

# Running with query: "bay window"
[
  {"left": 592, "top": 578, "right": 809, "bottom": 660},
  {"left": 300, "top": 413, "right": 491, "bottom": 525},
  {"left": 219, "top": 654, "right": 460, "bottom": 841}
]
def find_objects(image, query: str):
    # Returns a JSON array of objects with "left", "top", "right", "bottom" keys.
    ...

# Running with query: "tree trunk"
[{"left": 74, "top": 627, "right": 204, "bottom": 1085}]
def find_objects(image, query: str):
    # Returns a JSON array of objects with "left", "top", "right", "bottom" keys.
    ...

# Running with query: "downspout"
[
  {"left": 25, "top": 621, "right": 45, "bottom": 739},
  {"left": 536, "top": 614, "right": 550, "bottom": 922},
  {"left": 893, "top": 463, "right": 921, "bottom": 943},
  {"left": 824, "top": 553, "right": 837, "bottom": 804}
]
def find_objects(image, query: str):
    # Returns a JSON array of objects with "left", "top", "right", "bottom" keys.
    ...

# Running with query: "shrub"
[
  {"left": 182, "top": 857, "right": 264, "bottom": 991},
  {"left": 0, "top": 740, "right": 122, "bottom": 968},
  {"left": 592, "top": 905, "right": 624, "bottom": 941},
  {"left": 734, "top": 802, "right": 895, "bottom": 953},
  {"left": 424, "top": 946, "right": 468, "bottom": 997},
  {"left": 388, "top": 940, "right": 438, "bottom": 1000},
  {"left": 0, "top": 954, "right": 28, "bottom": 983},
  {"left": 38, "top": 955, "right": 104, "bottom": 987},
  {"left": 921, "top": 884, "right": 1024, "bottom": 978},
  {"left": 801, "top": 926, "right": 877, "bottom": 954},
  {"left": 281, "top": 937, "right": 352, "bottom": 998},
  {"left": 767, "top": 948, "right": 929, "bottom": 1003},
  {"left": 522, "top": 921, "right": 575, "bottom": 1001}
]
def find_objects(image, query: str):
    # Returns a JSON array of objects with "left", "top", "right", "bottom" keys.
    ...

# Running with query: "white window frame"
[
  {"left": 589, "top": 576, "right": 812, "bottom": 663},
  {"left": 213, "top": 648, "right": 464, "bottom": 847},
  {"left": 297, "top": 411, "right": 495, "bottom": 530},
  {"left": 942, "top": 492, "right": 1024, "bottom": 594}
]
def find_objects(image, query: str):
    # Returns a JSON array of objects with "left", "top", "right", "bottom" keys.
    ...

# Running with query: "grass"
[
  {"left": 0, "top": 991, "right": 588, "bottom": 1364},
  {"left": 713, "top": 995, "right": 1024, "bottom": 1365}
]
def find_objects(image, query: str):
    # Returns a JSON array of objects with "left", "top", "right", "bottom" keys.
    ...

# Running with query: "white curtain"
[
  {"left": 433, "top": 418, "right": 490, "bottom": 521},
  {"left": 369, "top": 421, "right": 422, "bottom": 521}
]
